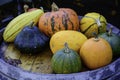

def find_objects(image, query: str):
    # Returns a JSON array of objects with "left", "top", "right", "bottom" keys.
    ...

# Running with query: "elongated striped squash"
[{"left": 3, "top": 9, "right": 44, "bottom": 42}]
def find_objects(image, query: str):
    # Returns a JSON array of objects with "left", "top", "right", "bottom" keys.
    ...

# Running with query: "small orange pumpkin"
[
  {"left": 80, "top": 33, "right": 112, "bottom": 69},
  {"left": 38, "top": 3, "right": 79, "bottom": 37}
]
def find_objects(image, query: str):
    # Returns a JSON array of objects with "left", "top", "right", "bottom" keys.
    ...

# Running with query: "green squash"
[
  {"left": 98, "top": 27, "right": 120, "bottom": 57},
  {"left": 51, "top": 43, "right": 82, "bottom": 74},
  {"left": 14, "top": 22, "right": 49, "bottom": 54}
]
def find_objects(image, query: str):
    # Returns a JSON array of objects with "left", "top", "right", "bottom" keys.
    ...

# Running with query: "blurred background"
[{"left": 0, "top": 0, "right": 120, "bottom": 29}]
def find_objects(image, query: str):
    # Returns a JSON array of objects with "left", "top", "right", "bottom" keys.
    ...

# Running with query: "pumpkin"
[
  {"left": 98, "top": 27, "right": 120, "bottom": 57},
  {"left": 3, "top": 9, "right": 44, "bottom": 42},
  {"left": 38, "top": 3, "right": 79, "bottom": 37},
  {"left": 14, "top": 22, "right": 49, "bottom": 54},
  {"left": 80, "top": 33, "right": 112, "bottom": 69},
  {"left": 51, "top": 43, "right": 82, "bottom": 74},
  {"left": 80, "top": 12, "right": 107, "bottom": 38},
  {"left": 50, "top": 30, "right": 87, "bottom": 54}
]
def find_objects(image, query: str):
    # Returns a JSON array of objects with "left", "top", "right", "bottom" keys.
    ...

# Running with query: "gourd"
[
  {"left": 98, "top": 27, "right": 120, "bottom": 57},
  {"left": 14, "top": 22, "right": 49, "bottom": 54},
  {"left": 50, "top": 30, "right": 87, "bottom": 54},
  {"left": 80, "top": 12, "right": 107, "bottom": 38},
  {"left": 38, "top": 3, "right": 79, "bottom": 37},
  {"left": 3, "top": 9, "right": 44, "bottom": 42},
  {"left": 80, "top": 33, "right": 112, "bottom": 69},
  {"left": 23, "top": 4, "right": 38, "bottom": 12},
  {"left": 51, "top": 43, "right": 82, "bottom": 74}
]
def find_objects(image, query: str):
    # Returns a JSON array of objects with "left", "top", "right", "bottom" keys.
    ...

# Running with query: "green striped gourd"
[{"left": 51, "top": 43, "right": 82, "bottom": 74}]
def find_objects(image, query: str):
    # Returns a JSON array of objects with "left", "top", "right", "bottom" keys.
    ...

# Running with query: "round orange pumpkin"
[
  {"left": 80, "top": 35, "right": 112, "bottom": 69},
  {"left": 38, "top": 3, "right": 79, "bottom": 37}
]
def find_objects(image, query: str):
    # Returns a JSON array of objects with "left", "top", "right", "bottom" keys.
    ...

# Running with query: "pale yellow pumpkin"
[{"left": 50, "top": 30, "right": 87, "bottom": 54}]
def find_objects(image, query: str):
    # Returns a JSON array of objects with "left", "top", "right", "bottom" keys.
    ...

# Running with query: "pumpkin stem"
[
  {"left": 40, "top": 6, "right": 44, "bottom": 11},
  {"left": 24, "top": 4, "right": 29, "bottom": 13},
  {"left": 93, "top": 32, "right": 99, "bottom": 41},
  {"left": 108, "top": 26, "right": 113, "bottom": 36},
  {"left": 96, "top": 18, "right": 102, "bottom": 27},
  {"left": 96, "top": 18, "right": 102, "bottom": 33},
  {"left": 64, "top": 42, "right": 70, "bottom": 53},
  {"left": 51, "top": 2, "right": 59, "bottom": 11},
  {"left": 29, "top": 21, "right": 34, "bottom": 28}
]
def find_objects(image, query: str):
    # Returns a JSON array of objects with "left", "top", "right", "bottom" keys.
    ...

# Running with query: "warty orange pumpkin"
[{"left": 38, "top": 3, "right": 79, "bottom": 37}]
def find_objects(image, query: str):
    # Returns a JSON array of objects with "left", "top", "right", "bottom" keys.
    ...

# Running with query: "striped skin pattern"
[
  {"left": 80, "top": 12, "right": 107, "bottom": 38},
  {"left": 51, "top": 43, "right": 82, "bottom": 74},
  {"left": 3, "top": 9, "right": 44, "bottom": 42},
  {"left": 38, "top": 8, "right": 79, "bottom": 37}
]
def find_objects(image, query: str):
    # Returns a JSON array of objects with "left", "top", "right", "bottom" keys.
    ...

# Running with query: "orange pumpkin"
[
  {"left": 38, "top": 3, "right": 79, "bottom": 37},
  {"left": 80, "top": 35, "right": 112, "bottom": 69}
]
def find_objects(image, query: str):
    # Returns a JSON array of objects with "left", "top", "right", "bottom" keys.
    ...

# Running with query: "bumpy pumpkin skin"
[
  {"left": 50, "top": 30, "right": 87, "bottom": 54},
  {"left": 99, "top": 33, "right": 120, "bottom": 57},
  {"left": 80, "top": 38, "right": 112, "bottom": 69},
  {"left": 14, "top": 25, "right": 49, "bottom": 54},
  {"left": 38, "top": 8, "right": 79, "bottom": 37},
  {"left": 51, "top": 44, "right": 82, "bottom": 74},
  {"left": 80, "top": 12, "right": 107, "bottom": 38}
]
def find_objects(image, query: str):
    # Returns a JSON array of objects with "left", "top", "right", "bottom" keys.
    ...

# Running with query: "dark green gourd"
[
  {"left": 98, "top": 27, "right": 120, "bottom": 57},
  {"left": 14, "top": 22, "right": 49, "bottom": 54},
  {"left": 51, "top": 43, "right": 82, "bottom": 74}
]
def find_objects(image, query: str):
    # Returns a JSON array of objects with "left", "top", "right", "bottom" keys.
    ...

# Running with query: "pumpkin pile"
[{"left": 2, "top": 2, "right": 120, "bottom": 74}]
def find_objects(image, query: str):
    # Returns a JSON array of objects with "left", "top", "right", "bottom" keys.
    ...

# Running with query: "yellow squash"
[
  {"left": 3, "top": 9, "right": 44, "bottom": 42},
  {"left": 50, "top": 30, "right": 87, "bottom": 54}
]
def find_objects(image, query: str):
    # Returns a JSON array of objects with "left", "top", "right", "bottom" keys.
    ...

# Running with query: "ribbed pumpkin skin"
[
  {"left": 38, "top": 8, "right": 79, "bottom": 37},
  {"left": 50, "top": 30, "right": 87, "bottom": 54},
  {"left": 51, "top": 48, "right": 82, "bottom": 74},
  {"left": 80, "top": 38, "right": 112, "bottom": 69},
  {"left": 80, "top": 12, "right": 107, "bottom": 38},
  {"left": 99, "top": 33, "right": 120, "bottom": 57},
  {"left": 3, "top": 9, "right": 44, "bottom": 42}
]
